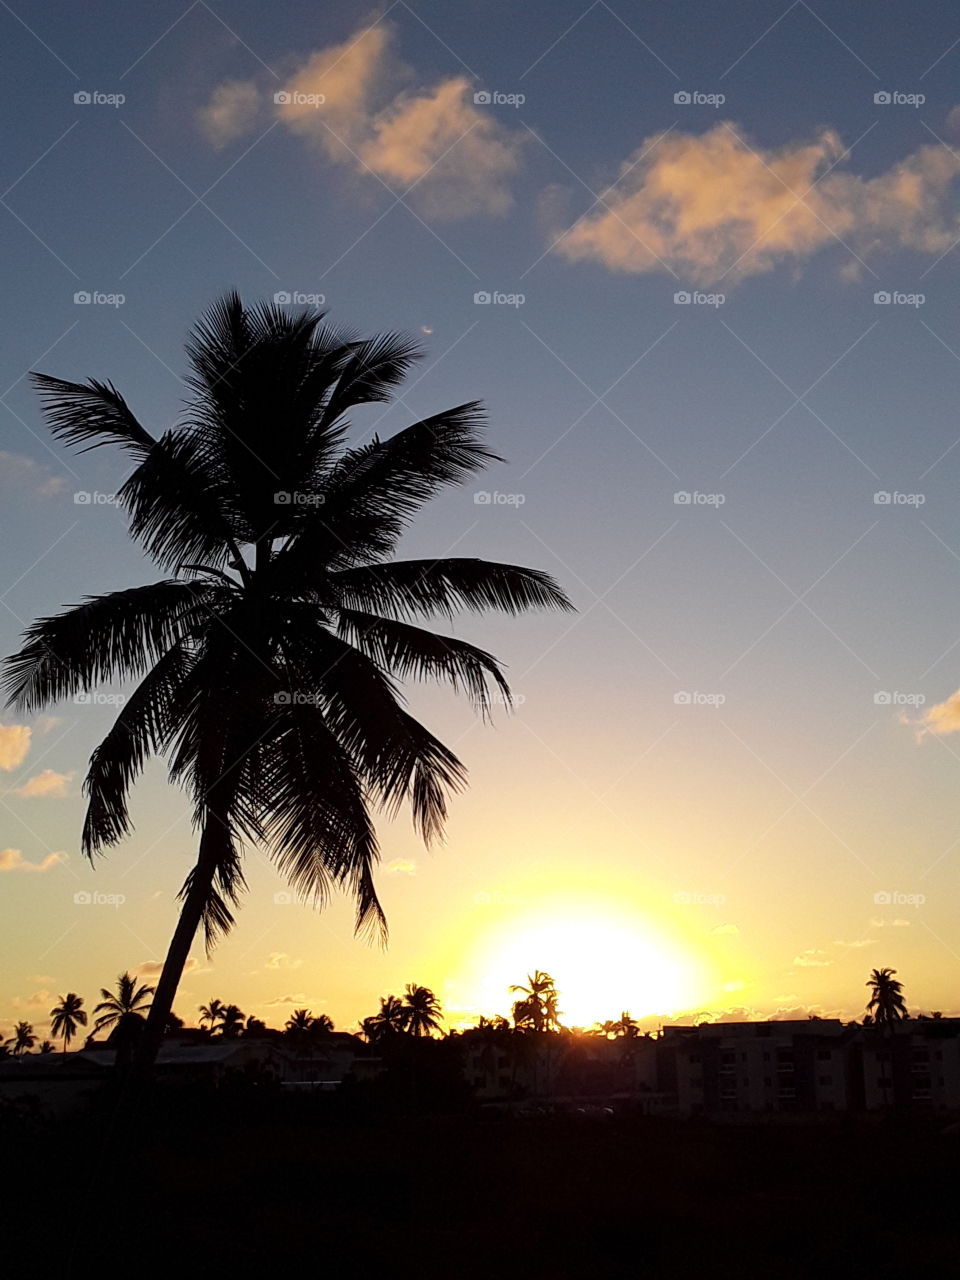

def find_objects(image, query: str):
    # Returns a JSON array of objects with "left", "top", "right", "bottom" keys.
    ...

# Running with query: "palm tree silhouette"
[
  {"left": 93, "top": 972, "right": 154, "bottom": 1036},
  {"left": 218, "top": 1004, "right": 245, "bottom": 1039},
  {"left": 199, "top": 999, "right": 226, "bottom": 1034},
  {"left": 4, "top": 293, "right": 572, "bottom": 1072},
  {"left": 866, "top": 968, "right": 908, "bottom": 1027},
  {"left": 362, "top": 995, "right": 407, "bottom": 1043},
  {"left": 285, "top": 1009, "right": 314, "bottom": 1036},
  {"left": 50, "top": 993, "right": 87, "bottom": 1052},
  {"left": 511, "top": 971, "right": 561, "bottom": 1032},
  {"left": 38, "top": 1040, "right": 55, "bottom": 1054},
  {"left": 402, "top": 984, "right": 443, "bottom": 1037},
  {"left": 8, "top": 1022, "right": 36, "bottom": 1055}
]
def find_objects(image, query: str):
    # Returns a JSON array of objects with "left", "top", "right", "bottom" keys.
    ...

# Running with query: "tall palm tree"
[
  {"left": 8, "top": 1022, "right": 36, "bottom": 1055},
  {"left": 198, "top": 999, "right": 226, "bottom": 1034},
  {"left": 218, "top": 1004, "right": 245, "bottom": 1039},
  {"left": 866, "top": 968, "right": 908, "bottom": 1028},
  {"left": 402, "top": 984, "right": 443, "bottom": 1037},
  {"left": 362, "top": 995, "right": 407, "bottom": 1043},
  {"left": 510, "top": 971, "right": 560, "bottom": 1033},
  {"left": 93, "top": 972, "right": 154, "bottom": 1035},
  {"left": 50, "top": 993, "right": 88, "bottom": 1052},
  {"left": 3, "top": 293, "right": 572, "bottom": 1072}
]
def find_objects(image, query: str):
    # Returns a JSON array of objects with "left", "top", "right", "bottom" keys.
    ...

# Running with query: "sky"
[{"left": 5, "top": 0, "right": 960, "bottom": 1038}]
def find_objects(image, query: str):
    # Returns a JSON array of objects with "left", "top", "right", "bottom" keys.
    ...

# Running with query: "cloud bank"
[
  {"left": 552, "top": 123, "right": 960, "bottom": 284},
  {"left": 200, "top": 24, "right": 524, "bottom": 219}
]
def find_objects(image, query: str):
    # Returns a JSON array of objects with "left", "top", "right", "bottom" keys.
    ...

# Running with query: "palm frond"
[
  {"left": 3, "top": 580, "right": 215, "bottom": 712},
  {"left": 82, "top": 642, "right": 195, "bottom": 856},
  {"left": 30, "top": 373, "right": 154, "bottom": 455},
  {"left": 331, "top": 558, "right": 574, "bottom": 619},
  {"left": 336, "top": 608, "right": 511, "bottom": 714}
]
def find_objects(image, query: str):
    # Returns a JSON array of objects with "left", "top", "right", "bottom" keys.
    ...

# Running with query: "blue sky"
[{"left": 4, "top": 0, "right": 960, "bottom": 1035}]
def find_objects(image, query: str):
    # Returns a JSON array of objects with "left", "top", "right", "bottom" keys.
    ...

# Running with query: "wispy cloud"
[
  {"left": 0, "top": 848, "right": 65, "bottom": 873},
  {"left": 551, "top": 122, "right": 960, "bottom": 285},
  {"left": 911, "top": 688, "right": 960, "bottom": 739},
  {"left": 136, "top": 958, "right": 199, "bottom": 977},
  {"left": 0, "top": 452, "right": 67, "bottom": 498},
  {"left": 385, "top": 858, "right": 417, "bottom": 876},
  {"left": 12, "top": 769, "right": 74, "bottom": 799},
  {"left": 793, "top": 949, "right": 833, "bottom": 968},
  {"left": 0, "top": 725, "right": 31, "bottom": 771},
  {"left": 199, "top": 23, "right": 525, "bottom": 218},
  {"left": 265, "top": 952, "right": 302, "bottom": 971}
]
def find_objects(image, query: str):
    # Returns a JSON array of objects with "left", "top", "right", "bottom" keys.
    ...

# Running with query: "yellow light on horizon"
[{"left": 457, "top": 906, "right": 699, "bottom": 1028}]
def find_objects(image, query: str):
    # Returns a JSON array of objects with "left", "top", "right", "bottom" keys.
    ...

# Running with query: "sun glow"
[{"left": 460, "top": 907, "right": 699, "bottom": 1028}]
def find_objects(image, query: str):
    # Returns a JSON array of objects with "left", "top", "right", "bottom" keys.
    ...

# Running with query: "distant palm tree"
[
  {"left": 8, "top": 1022, "right": 36, "bottom": 1055},
  {"left": 199, "top": 999, "right": 226, "bottom": 1034},
  {"left": 362, "top": 995, "right": 406, "bottom": 1043},
  {"left": 312, "top": 1013, "right": 334, "bottom": 1035},
  {"left": 510, "top": 971, "right": 560, "bottom": 1033},
  {"left": 50, "top": 993, "right": 87, "bottom": 1052},
  {"left": 39, "top": 1040, "right": 55, "bottom": 1054},
  {"left": 285, "top": 1009, "right": 314, "bottom": 1036},
  {"left": 402, "top": 984, "right": 443, "bottom": 1037},
  {"left": 218, "top": 1004, "right": 245, "bottom": 1038},
  {"left": 93, "top": 972, "right": 154, "bottom": 1035},
  {"left": 866, "top": 968, "right": 908, "bottom": 1028},
  {"left": 4, "top": 293, "right": 572, "bottom": 1074}
]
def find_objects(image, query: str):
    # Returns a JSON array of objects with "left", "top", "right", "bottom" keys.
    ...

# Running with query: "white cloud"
[
  {"left": 13, "top": 769, "right": 73, "bottom": 799},
  {"left": 385, "top": 858, "right": 417, "bottom": 876},
  {"left": 0, "top": 452, "right": 67, "bottom": 498},
  {"left": 198, "top": 79, "right": 263, "bottom": 148},
  {"left": 0, "top": 724, "right": 31, "bottom": 771},
  {"left": 265, "top": 993, "right": 308, "bottom": 1005},
  {"left": 793, "top": 949, "right": 833, "bottom": 968},
  {"left": 0, "top": 848, "right": 65, "bottom": 873},
  {"left": 265, "top": 952, "right": 302, "bottom": 970},
  {"left": 552, "top": 122, "right": 960, "bottom": 285},
  {"left": 201, "top": 24, "right": 525, "bottom": 218},
  {"left": 912, "top": 689, "right": 960, "bottom": 739}
]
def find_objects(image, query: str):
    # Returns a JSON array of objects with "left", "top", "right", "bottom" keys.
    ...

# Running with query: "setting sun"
[{"left": 459, "top": 906, "right": 699, "bottom": 1027}]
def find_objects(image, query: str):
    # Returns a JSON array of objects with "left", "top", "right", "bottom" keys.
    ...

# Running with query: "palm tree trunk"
[{"left": 134, "top": 805, "right": 225, "bottom": 1073}]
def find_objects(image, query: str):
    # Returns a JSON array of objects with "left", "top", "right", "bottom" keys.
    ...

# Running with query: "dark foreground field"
[{"left": 8, "top": 1097, "right": 960, "bottom": 1278}]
